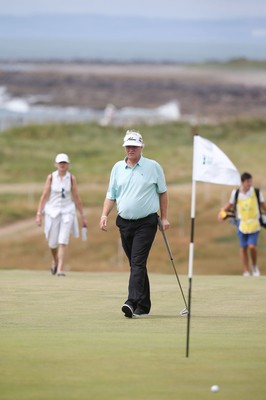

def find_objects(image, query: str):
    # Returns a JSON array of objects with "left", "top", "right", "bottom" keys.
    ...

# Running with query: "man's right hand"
[{"left": 99, "top": 216, "right": 108, "bottom": 231}]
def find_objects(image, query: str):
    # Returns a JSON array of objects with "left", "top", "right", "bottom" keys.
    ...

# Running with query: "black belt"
[{"left": 117, "top": 213, "right": 157, "bottom": 222}]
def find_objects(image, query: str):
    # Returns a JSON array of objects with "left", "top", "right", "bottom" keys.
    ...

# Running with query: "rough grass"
[
  {"left": 0, "top": 270, "right": 266, "bottom": 400},
  {"left": 1, "top": 119, "right": 266, "bottom": 184}
]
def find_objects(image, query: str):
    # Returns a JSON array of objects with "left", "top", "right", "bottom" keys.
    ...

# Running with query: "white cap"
[
  {"left": 55, "top": 153, "right": 70, "bottom": 163},
  {"left": 122, "top": 130, "right": 144, "bottom": 147}
]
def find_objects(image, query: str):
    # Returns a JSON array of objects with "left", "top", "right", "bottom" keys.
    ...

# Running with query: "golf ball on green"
[{"left": 211, "top": 385, "right": 219, "bottom": 392}]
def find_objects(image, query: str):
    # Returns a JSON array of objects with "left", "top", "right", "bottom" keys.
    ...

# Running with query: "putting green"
[{"left": 0, "top": 270, "right": 265, "bottom": 400}]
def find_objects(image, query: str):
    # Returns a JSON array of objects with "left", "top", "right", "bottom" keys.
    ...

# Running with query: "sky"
[{"left": 0, "top": 0, "right": 266, "bottom": 19}]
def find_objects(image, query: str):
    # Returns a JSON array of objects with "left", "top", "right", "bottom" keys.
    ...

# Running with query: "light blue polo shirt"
[{"left": 106, "top": 155, "right": 167, "bottom": 220}]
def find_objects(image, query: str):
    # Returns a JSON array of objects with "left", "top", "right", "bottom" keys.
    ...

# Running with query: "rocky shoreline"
[{"left": 1, "top": 61, "right": 266, "bottom": 122}]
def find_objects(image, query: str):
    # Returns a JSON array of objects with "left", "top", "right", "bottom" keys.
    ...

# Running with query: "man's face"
[
  {"left": 125, "top": 145, "right": 142, "bottom": 162},
  {"left": 242, "top": 178, "right": 252, "bottom": 191}
]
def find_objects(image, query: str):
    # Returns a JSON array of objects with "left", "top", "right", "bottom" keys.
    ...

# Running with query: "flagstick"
[
  {"left": 186, "top": 143, "right": 197, "bottom": 358},
  {"left": 185, "top": 132, "right": 241, "bottom": 357}
]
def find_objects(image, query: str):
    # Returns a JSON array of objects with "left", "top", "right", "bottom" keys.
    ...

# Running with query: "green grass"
[{"left": 0, "top": 271, "right": 266, "bottom": 400}]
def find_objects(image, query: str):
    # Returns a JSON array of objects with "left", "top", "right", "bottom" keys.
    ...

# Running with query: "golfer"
[
  {"left": 35, "top": 153, "right": 87, "bottom": 276},
  {"left": 100, "top": 130, "right": 170, "bottom": 318}
]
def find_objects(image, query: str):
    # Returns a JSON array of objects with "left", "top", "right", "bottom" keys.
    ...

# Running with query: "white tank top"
[{"left": 44, "top": 170, "right": 75, "bottom": 217}]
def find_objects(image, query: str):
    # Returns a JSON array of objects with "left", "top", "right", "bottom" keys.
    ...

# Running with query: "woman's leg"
[
  {"left": 57, "top": 214, "right": 74, "bottom": 275},
  {"left": 57, "top": 244, "right": 67, "bottom": 274}
]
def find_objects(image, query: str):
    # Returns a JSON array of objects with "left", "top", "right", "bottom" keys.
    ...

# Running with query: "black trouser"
[{"left": 116, "top": 213, "right": 158, "bottom": 313}]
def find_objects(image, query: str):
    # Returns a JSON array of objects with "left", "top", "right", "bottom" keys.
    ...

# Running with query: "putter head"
[{"left": 180, "top": 308, "right": 188, "bottom": 317}]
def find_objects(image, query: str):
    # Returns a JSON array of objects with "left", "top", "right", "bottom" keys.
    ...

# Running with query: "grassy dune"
[{"left": 1, "top": 120, "right": 266, "bottom": 274}]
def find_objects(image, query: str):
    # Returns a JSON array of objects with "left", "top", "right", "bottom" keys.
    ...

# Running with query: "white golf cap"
[
  {"left": 122, "top": 130, "right": 144, "bottom": 147},
  {"left": 55, "top": 153, "right": 70, "bottom": 163}
]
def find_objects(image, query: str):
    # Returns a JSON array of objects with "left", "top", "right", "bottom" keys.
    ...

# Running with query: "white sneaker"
[
  {"left": 252, "top": 266, "right": 260, "bottom": 277},
  {"left": 243, "top": 271, "right": 250, "bottom": 277}
]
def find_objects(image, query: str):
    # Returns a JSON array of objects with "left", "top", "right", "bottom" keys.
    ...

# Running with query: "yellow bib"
[{"left": 238, "top": 190, "right": 260, "bottom": 233}]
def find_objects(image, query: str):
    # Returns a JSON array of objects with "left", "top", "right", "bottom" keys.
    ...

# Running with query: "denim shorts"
[{"left": 237, "top": 229, "right": 260, "bottom": 248}]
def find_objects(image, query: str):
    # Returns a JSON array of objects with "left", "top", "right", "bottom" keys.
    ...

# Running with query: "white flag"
[{"left": 193, "top": 135, "right": 240, "bottom": 185}]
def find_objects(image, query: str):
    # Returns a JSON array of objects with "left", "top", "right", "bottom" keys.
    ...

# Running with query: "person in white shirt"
[{"left": 36, "top": 153, "right": 87, "bottom": 276}]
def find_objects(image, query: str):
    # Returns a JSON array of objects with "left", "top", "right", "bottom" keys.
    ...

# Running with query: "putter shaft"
[{"left": 158, "top": 217, "right": 188, "bottom": 310}]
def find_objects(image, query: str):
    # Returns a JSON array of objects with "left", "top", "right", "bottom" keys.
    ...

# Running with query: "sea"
[{"left": 0, "top": 38, "right": 265, "bottom": 63}]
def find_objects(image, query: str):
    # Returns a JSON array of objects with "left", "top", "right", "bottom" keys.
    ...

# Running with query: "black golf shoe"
[{"left": 122, "top": 303, "right": 134, "bottom": 318}]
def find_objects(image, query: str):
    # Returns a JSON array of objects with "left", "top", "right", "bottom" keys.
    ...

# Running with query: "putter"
[{"left": 158, "top": 217, "right": 188, "bottom": 316}]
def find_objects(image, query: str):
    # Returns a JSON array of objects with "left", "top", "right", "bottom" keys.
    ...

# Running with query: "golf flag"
[
  {"left": 186, "top": 135, "right": 240, "bottom": 358},
  {"left": 193, "top": 135, "right": 240, "bottom": 186}
]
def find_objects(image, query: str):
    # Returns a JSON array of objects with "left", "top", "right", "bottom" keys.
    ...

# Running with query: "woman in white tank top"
[{"left": 35, "top": 153, "right": 87, "bottom": 276}]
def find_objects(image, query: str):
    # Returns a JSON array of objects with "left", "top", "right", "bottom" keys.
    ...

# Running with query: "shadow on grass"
[{"left": 133, "top": 314, "right": 182, "bottom": 319}]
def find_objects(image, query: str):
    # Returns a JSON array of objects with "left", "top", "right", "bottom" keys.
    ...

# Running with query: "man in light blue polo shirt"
[{"left": 100, "top": 130, "right": 170, "bottom": 318}]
